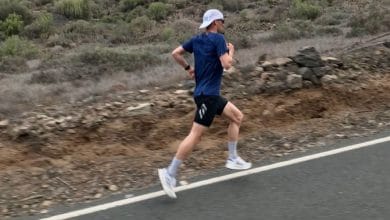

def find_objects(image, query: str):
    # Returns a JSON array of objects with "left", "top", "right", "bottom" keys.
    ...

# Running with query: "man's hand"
[
  {"left": 227, "top": 43, "right": 234, "bottom": 55},
  {"left": 187, "top": 67, "right": 195, "bottom": 79}
]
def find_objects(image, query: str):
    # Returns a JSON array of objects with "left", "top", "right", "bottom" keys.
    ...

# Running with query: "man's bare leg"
[{"left": 222, "top": 102, "right": 251, "bottom": 169}]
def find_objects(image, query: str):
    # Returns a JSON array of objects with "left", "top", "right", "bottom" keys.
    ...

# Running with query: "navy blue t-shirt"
[{"left": 182, "top": 32, "right": 228, "bottom": 97}]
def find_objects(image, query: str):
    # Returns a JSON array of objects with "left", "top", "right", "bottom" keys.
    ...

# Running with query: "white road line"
[{"left": 41, "top": 135, "right": 390, "bottom": 220}]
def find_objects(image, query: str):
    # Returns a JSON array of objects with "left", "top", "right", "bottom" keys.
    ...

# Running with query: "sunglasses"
[{"left": 216, "top": 19, "right": 225, "bottom": 24}]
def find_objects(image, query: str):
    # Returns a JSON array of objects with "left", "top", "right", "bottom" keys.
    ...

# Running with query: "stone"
[
  {"left": 291, "top": 47, "right": 324, "bottom": 67},
  {"left": 286, "top": 74, "right": 303, "bottom": 89},
  {"left": 0, "top": 120, "right": 9, "bottom": 128},
  {"left": 41, "top": 200, "right": 53, "bottom": 207},
  {"left": 108, "top": 185, "right": 118, "bottom": 191},
  {"left": 94, "top": 193, "right": 103, "bottom": 199},
  {"left": 126, "top": 103, "right": 151, "bottom": 116},
  {"left": 321, "top": 56, "right": 343, "bottom": 67},
  {"left": 26, "top": 59, "right": 42, "bottom": 70},
  {"left": 298, "top": 67, "right": 321, "bottom": 85},
  {"left": 321, "top": 74, "right": 338, "bottom": 84},
  {"left": 174, "top": 90, "right": 189, "bottom": 95},
  {"left": 312, "top": 66, "right": 332, "bottom": 77}
]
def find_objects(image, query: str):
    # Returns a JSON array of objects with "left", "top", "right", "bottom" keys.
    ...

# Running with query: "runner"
[{"left": 158, "top": 9, "right": 252, "bottom": 199}]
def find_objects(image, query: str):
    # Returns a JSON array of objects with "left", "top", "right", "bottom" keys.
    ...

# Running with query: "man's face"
[{"left": 216, "top": 19, "right": 225, "bottom": 34}]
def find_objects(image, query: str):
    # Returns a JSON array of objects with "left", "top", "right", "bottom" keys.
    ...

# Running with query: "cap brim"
[{"left": 199, "top": 21, "right": 212, "bottom": 29}]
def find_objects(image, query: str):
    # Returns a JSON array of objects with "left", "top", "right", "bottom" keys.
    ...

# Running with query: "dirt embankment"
[{"left": 0, "top": 42, "right": 390, "bottom": 218}]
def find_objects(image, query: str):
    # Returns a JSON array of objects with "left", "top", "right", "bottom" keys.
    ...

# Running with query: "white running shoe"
[
  {"left": 225, "top": 156, "right": 252, "bottom": 170},
  {"left": 158, "top": 168, "right": 177, "bottom": 199}
]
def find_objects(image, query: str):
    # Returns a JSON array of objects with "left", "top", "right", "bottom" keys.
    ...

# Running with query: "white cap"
[{"left": 199, "top": 9, "right": 224, "bottom": 29}]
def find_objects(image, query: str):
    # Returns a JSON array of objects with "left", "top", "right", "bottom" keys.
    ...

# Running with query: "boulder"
[
  {"left": 286, "top": 74, "right": 303, "bottom": 89},
  {"left": 291, "top": 47, "right": 324, "bottom": 67}
]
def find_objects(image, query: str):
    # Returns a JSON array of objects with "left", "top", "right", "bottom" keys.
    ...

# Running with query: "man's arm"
[
  {"left": 219, "top": 43, "right": 235, "bottom": 70},
  {"left": 172, "top": 46, "right": 195, "bottom": 79},
  {"left": 172, "top": 46, "right": 190, "bottom": 69}
]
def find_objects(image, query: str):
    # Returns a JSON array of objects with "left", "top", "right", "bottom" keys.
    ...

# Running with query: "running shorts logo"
[{"left": 198, "top": 103, "right": 207, "bottom": 119}]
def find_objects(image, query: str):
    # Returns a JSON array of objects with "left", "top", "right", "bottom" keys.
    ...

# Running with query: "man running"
[{"left": 158, "top": 9, "right": 252, "bottom": 199}]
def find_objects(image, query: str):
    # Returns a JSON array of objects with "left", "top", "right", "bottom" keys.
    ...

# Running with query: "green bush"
[
  {"left": 167, "top": 19, "right": 196, "bottom": 43},
  {"left": 168, "top": 0, "right": 188, "bottom": 9},
  {"left": 160, "top": 27, "right": 174, "bottom": 41},
  {"left": 119, "top": 0, "right": 143, "bottom": 12},
  {"left": 316, "top": 26, "right": 343, "bottom": 36},
  {"left": 0, "top": 35, "right": 38, "bottom": 58},
  {"left": 76, "top": 47, "right": 161, "bottom": 72},
  {"left": 0, "top": 13, "right": 24, "bottom": 36},
  {"left": 33, "top": 0, "right": 53, "bottom": 6},
  {"left": 24, "top": 12, "right": 53, "bottom": 39},
  {"left": 290, "top": 0, "right": 321, "bottom": 20},
  {"left": 62, "top": 20, "right": 104, "bottom": 43},
  {"left": 148, "top": 2, "right": 169, "bottom": 21},
  {"left": 55, "top": 0, "right": 90, "bottom": 19},
  {"left": 269, "top": 20, "right": 315, "bottom": 42},
  {"left": 0, "top": 0, "right": 33, "bottom": 23},
  {"left": 217, "top": 0, "right": 244, "bottom": 12},
  {"left": 130, "top": 16, "right": 154, "bottom": 34},
  {"left": 125, "top": 5, "right": 146, "bottom": 22},
  {"left": 347, "top": 4, "right": 390, "bottom": 37}
]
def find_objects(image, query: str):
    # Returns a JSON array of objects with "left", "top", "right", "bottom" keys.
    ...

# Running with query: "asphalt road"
[{"left": 53, "top": 138, "right": 390, "bottom": 220}]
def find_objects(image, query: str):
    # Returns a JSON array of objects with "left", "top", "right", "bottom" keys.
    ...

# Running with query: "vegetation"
[
  {"left": 346, "top": 3, "right": 390, "bottom": 37},
  {"left": 0, "top": 0, "right": 389, "bottom": 117},
  {"left": 0, "top": 13, "right": 24, "bottom": 37},
  {"left": 0, "top": 35, "right": 38, "bottom": 58},
  {"left": 0, "top": 0, "right": 33, "bottom": 23},
  {"left": 23, "top": 12, "right": 53, "bottom": 39},
  {"left": 55, "top": 0, "right": 91, "bottom": 19},
  {"left": 290, "top": 0, "right": 322, "bottom": 20}
]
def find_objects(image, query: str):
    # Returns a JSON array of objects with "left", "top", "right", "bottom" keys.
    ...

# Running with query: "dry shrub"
[{"left": 347, "top": 2, "right": 390, "bottom": 37}]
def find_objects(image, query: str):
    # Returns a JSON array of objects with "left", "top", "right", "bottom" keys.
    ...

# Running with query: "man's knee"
[{"left": 236, "top": 110, "right": 244, "bottom": 125}]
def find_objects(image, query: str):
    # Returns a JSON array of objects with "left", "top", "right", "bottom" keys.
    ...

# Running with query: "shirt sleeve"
[
  {"left": 182, "top": 37, "right": 194, "bottom": 53},
  {"left": 215, "top": 34, "right": 228, "bottom": 58}
]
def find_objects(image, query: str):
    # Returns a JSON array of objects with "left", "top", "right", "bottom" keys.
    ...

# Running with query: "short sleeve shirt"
[{"left": 182, "top": 32, "right": 228, "bottom": 97}]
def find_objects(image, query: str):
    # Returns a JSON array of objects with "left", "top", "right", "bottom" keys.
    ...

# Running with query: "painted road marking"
[{"left": 41, "top": 135, "right": 390, "bottom": 220}]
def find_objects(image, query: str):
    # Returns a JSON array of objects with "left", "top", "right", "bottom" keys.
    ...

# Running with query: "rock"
[
  {"left": 321, "top": 56, "right": 343, "bottom": 67},
  {"left": 312, "top": 66, "right": 332, "bottom": 77},
  {"left": 94, "top": 193, "right": 103, "bottom": 199},
  {"left": 298, "top": 67, "right": 320, "bottom": 85},
  {"left": 286, "top": 74, "right": 303, "bottom": 89},
  {"left": 139, "top": 90, "right": 149, "bottom": 94},
  {"left": 274, "top": 58, "right": 294, "bottom": 66},
  {"left": 174, "top": 90, "right": 189, "bottom": 95},
  {"left": 0, "top": 120, "right": 9, "bottom": 128},
  {"left": 41, "top": 200, "right": 53, "bottom": 207},
  {"left": 384, "top": 42, "right": 390, "bottom": 48},
  {"left": 126, "top": 103, "right": 151, "bottom": 116},
  {"left": 26, "top": 59, "right": 42, "bottom": 70},
  {"left": 257, "top": 53, "right": 267, "bottom": 64},
  {"left": 321, "top": 74, "right": 338, "bottom": 84},
  {"left": 264, "top": 81, "right": 287, "bottom": 94},
  {"left": 108, "top": 185, "right": 118, "bottom": 191},
  {"left": 113, "top": 102, "right": 123, "bottom": 107},
  {"left": 291, "top": 47, "right": 324, "bottom": 67},
  {"left": 255, "top": 66, "right": 264, "bottom": 73}
]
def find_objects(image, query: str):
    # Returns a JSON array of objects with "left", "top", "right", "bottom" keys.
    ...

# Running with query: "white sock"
[
  {"left": 167, "top": 157, "right": 182, "bottom": 177},
  {"left": 228, "top": 141, "right": 238, "bottom": 159}
]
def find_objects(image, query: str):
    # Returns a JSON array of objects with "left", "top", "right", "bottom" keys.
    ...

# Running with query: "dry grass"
[{"left": 235, "top": 34, "right": 375, "bottom": 67}]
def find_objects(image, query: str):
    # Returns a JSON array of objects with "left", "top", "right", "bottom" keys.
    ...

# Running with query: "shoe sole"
[
  {"left": 158, "top": 169, "right": 177, "bottom": 199},
  {"left": 225, "top": 163, "right": 252, "bottom": 170}
]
